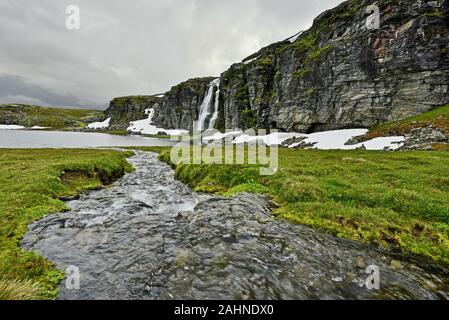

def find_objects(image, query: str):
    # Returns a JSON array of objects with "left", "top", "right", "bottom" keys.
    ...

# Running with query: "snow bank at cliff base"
[
  {"left": 87, "top": 118, "right": 111, "bottom": 129},
  {"left": 204, "top": 129, "right": 405, "bottom": 151},
  {"left": 127, "top": 109, "right": 189, "bottom": 136}
]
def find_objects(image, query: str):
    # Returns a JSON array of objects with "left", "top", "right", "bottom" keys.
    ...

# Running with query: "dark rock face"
[
  {"left": 220, "top": 63, "right": 254, "bottom": 130},
  {"left": 218, "top": 0, "right": 449, "bottom": 132},
  {"left": 105, "top": 78, "right": 216, "bottom": 131},
  {"left": 152, "top": 77, "right": 216, "bottom": 131},
  {"left": 111, "top": 0, "right": 449, "bottom": 133},
  {"left": 104, "top": 96, "right": 162, "bottom": 130}
]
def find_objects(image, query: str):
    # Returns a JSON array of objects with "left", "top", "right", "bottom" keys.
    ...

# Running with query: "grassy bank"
[
  {"left": 0, "top": 104, "right": 103, "bottom": 130},
  {"left": 0, "top": 149, "right": 133, "bottom": 300},
  {"left": 365, "top": 104, "right": 449, "bottom": 139},
  {"left": 91, "top": 130, "right": 172, "bottom": 139},
  {"left": 141, "top": 146, "right": 449, "bottom": 265}
]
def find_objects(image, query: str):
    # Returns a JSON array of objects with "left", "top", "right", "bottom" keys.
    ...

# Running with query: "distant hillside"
[
  {"left": 0, "top": 104, "right": 103, "bottom": 130},
  {"left": 104, "top": 96, "right": 163, "bottom": 130}
]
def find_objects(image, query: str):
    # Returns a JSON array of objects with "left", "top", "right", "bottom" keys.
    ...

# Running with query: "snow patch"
[
  {"left": 292, "top": 129, "right": 368, "bottom": 149},
  {"left": 359, "top": 136, "right": 405, "bottom": 150},
  {"left": 288, "top": 31, "right": 304, "bottom": 43},
  {"left": 0, "top": 124, "right": 25, "bottom": 130},
  {"left": 233, "top": 132, "right": 301, "bottom": 145},
  {"left": 243, "top": 55, "right": 261, "bottom": 65},
  {"left": 289, "top": 129, "right": 405, "bottom": 150},
  {"left": 31, "top": 126, "right": 51, "bottom": 130},
  {"left": 127, "top": 109, "right": 189, "bottom": 136},
  {"left": 204, "top": 128, "right": 405, "bottom": 151},
  {"left": 203, "top": 131, "right": 243, "bottom": 142},
  {"left": 88, "top": 118, "right": 111, "bottom": 129}
]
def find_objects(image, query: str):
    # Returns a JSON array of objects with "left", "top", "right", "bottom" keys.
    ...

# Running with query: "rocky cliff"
[
  {"left": 104, "top": 96, "right": 163, "bottom": 130},
  {"left": 107, "top": 0, "right": 449, "bottom": 133},
  {"left": 217, "top": 0, "right": 449, "bottom": 133},
  {"left": 104, "top": 78, "right": 215, "bottom": 131},
  {"left": 152, "top": 77, "right": 217, "bottom": 131}
]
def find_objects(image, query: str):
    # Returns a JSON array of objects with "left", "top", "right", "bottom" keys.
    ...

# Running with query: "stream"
[{"left": 21, "top": 151, "right": 449, "bottom": 300}]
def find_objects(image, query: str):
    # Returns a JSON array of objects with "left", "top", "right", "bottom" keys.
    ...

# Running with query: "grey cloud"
[
  {"left": 0, "top": 0, "right": 344, "bottom": 109},
  {"left": 0, "top": 74, "right": 98, "bottom": 109}
]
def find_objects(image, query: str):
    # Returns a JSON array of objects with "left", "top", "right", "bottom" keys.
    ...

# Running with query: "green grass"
[
  {"left": 0, "top": 104, "right": 103, "bottom": 130},
  {"left": 99, "top": 129, "right": 130, "bottom": 136},
  {"left": 85, "top": 130, "right": 172, "bottom": 139},
  {"left": 0, "top": 149, "right": 133, "bottom": 300},
  {"left": 142, "top": 134, "right": 172, "bottom": 139},
  {"left": 3, "top": 145, "right": 449, "bottom": 299},
  {"left": 366, "top": 104, "right": 449, "bottom": 139},
  {"left": 146, "top": 146, "right": 449, "bottom": 265}
]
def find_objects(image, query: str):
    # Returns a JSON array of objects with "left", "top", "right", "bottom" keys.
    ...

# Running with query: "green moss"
[
  {"left": 365, "top": 104, "right": 449, "bottom": 140},
  {"left": 337, "top": 1, "right": 362, "bottom": 20},
  {"left": 235, "top": 83, "right": 250, "bottom": 105},
  {"left": 426, "top": 10, "right": 445, "bottom": 18},
  {"left": 309, "top": 44, "right": 333, "bottom": 61},
  {"left": 142, "top": 134, "right": 172, "bottom": 139},
  {"left": 306, "top": 88, "right": 318, "bottom": 95},
  {"left": 292, "top": 32, "right": 319, "bottom": 53},
  {"left": 293, "top": 66, "right": 310, "bottom": 79},
  {"left": 110, "top": 95, "right": 160, "bottom": 107},
  {"left": 0, "top": 149, "right": 133, "bottom": 299},
  {"left": 100, "top": 130, "right": 129, "bottom": 136},
  {"left": 170, "top": 77, "right": 216, "bottom": 95},
  {"left": 241, "top": 108, "right": 257, "bottom": 129},
  {"left": 224, "top": 182, "right": 269, "bottom": 197},
  {"left": 292, "top": 43, "right": 334, "bottom": 80},
  {"left": 255, "top": 56, "right": 273, "bottom": 68},
  {"left": 152, "top": 146, "right": 449, "bottom": 266}
]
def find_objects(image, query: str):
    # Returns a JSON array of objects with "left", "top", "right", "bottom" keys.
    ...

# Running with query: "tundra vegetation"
[
  {"left": 0, "top": 104, "right": 103, "bottom": 130},
  {"left": 0, "top": 149, "right": 133, "bottom": 299},
  {"left": 365, "top": 104, "right": 449, "bottom": 141}
]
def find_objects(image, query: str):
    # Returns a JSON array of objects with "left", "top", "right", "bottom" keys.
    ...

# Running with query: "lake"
[{"left": 0, "top": 130, "right": 174, "bottom": 148}]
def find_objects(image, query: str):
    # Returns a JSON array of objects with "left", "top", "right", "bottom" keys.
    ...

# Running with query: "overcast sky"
[{"left": 0, "top": 0, "right": 343, "bottom": 109}]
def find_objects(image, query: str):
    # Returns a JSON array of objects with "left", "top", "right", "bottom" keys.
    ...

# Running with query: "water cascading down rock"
[
  {"left": 197, "top": 79, "right": 220, "bottom": 131},
  {"left": 104, "top": 0, "right": 449, "bottom": 134}
]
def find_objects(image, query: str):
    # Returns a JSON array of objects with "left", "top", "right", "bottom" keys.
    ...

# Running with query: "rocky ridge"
[
  {"left": 104, "top": 0, "right": 449, "bottom": 136},
  {"left": 104, "top": 96, "right": 163, "bottom": 130}
]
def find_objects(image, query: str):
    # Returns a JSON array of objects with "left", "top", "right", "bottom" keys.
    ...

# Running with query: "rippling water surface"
[{"left": 0, "top": 130, "right": 173, "bottom": 148}]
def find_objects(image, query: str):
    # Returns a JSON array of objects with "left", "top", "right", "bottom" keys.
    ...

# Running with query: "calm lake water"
[{"left": 0, "top": 130, "right": 174, "bottom": 148}]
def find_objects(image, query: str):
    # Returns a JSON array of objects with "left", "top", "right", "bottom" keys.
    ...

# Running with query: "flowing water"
[
  {"left": 197, "top": 79, "right": 220, "bottom": 132},
  {"left": 21, "top": 151, "right": 449, "bottom": 300}
]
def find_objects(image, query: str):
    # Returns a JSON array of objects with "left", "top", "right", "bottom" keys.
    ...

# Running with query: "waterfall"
[
  {"left": 209, "top": 84, "right": 220, "bottom": 130},
  {"left": 197, "top": 78, "right": 220, "bottom": 131}
]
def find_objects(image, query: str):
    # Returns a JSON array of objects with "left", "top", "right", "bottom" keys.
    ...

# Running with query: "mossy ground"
[
  {"left": 98, "top": 129, "right": 130, "bottom": 136},
  {"left": 0, "top": 104, "right": 103, "bottom": 130},
  {"left": 0, "top": 149, "right": 133, "bottom": 300},
  {"left": 137, "top": 146, "right": 449, "bottom": 266},
  {"left": 366, "top": 104, "right": 449, "bottom": 139}
]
